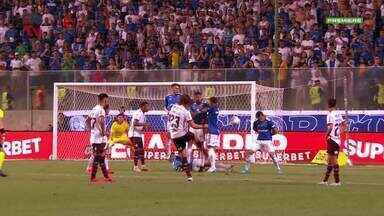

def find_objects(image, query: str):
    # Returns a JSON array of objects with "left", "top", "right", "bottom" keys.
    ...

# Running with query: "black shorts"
[
  {"left": 92, "top": 143, "right": 106, "bottom": 155},
  {"left": 131, "top": 137, "right": 144, "bottom": 148},
  {"left": 172, "top": 132, "right": 194, "bottom": 151},
  {"left": 327, "top": 139, "right": 340, "bottom": 156}
]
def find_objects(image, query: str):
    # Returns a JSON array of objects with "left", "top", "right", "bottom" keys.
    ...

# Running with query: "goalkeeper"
[
  {"left": 0, "top": 108, "right": 7, "bottom": 177},
  {"left": 108, "top": 113, "right": 133, "bottom": 147}
]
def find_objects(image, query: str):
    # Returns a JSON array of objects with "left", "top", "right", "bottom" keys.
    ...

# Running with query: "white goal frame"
[{"left": 52, "top": 81, "right": 260, "bottom": 160}]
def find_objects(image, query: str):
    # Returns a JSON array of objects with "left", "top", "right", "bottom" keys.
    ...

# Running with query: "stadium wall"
[{"left": 2, "top": 131, "right": 384, "bottom": 165}]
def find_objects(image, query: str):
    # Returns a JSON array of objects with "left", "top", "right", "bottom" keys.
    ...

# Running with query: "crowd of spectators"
[{"left": 0, "top": 0, "right": 383, "bottom": 109}]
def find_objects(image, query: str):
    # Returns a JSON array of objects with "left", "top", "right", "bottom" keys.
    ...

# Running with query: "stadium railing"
[{"left": 0, "top": 67, "right": 382, "bottom": 130}]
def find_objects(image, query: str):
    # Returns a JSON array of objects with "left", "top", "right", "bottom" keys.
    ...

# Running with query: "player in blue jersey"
[
  {"left": 189, "top": 91, "right": 209, "bottom": 162},
  {"left": 242, "top": 111, "right": 282, "bottom": 174},
  {"left": 164, "top": 83, "right": 182, "bottom": 156},
  {"left": 164, "top": 83, "right": 182, "bottom": 111},
  {"left": 205, "top": 97, "right": 220, "bottom": 172}
]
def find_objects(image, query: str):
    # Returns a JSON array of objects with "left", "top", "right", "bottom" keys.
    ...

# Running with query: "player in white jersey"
[
  {"left": 86, "top": 93, "right": 112, "bottom": 183},
  {"left": 168, "top": 94, "right": 207, "bottom": 182},
  {"left": 129, "top": 101, "right": 150, "bottom": 172},
  {"left": 319, "top": 98, "right": 346, "bottom": 186}
]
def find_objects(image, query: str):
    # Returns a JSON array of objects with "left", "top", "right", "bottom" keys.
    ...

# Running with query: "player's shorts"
[
  {"left": 327, "top": 138, "right": 340, "bottom": 156},
  {"left": 131, "top": 137, "right": 144, "bottom": 149},
  {"left": 246, "top": 140, "right": 275, "bottom": 153},
  {"left": 90, "top": 133, "right": 107, "bottom": 144},
  {"left": 108, "top": 134, "right": 129, "bottom": 146},
  {"left": 190, "top": 128, "right": 205, "bottom": 143},
  {"left": 172, "top": 132, "right": 194, "bottom": 151},
  {"left": 205, "top": 134, "right": 220, "bottom": 148},
  {"left": 92, "top": 143, "right": 106, "bottom": 155}
]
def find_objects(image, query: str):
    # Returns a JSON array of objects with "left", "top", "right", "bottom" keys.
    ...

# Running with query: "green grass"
[{"left": 1, "top": 161, "right": 383, "bottom": 216}]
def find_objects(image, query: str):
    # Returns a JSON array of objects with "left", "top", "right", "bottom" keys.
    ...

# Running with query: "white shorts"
[
  {"left": 189, "top": 128, "right": 205, "bottom": 143},
  {"left": 90, "top": 133, "right": 107, "bottom": 144},
  {"left": 205, "top": 134, "right": 220, "bottom": 148},
  {"left": 246, "top": 140, "right": 275, "bottom": 153}
]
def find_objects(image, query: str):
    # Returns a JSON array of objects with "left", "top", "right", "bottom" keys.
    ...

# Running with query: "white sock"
[
  {"left": 87, "top": 155, "right": 94, "bottom": 170},
  {"left": 187, "top": 147, "right": 193, "bottom": 164},
  {"left": 208, "top": 148, "right": 216, "bottom": 169},
  {"left": 269, "top": 153, "right": 281, "bottom": 171},
  {"left": 245, "top": 153, "right": 255, "bottom": 170},
  {"left": 105, "top": 158, "right": 109, "bottom": 171}
]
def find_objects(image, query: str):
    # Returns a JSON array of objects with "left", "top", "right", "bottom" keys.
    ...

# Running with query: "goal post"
[{"left": 52, "top": 82, "right": 283, "bottom": 161}]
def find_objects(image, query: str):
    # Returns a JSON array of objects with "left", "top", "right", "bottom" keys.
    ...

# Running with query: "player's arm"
[
  {"left": 253, "top": 120, "right": 259, "bottom": 133},
  {"left": 85, "top": 116, "right": 92, "bottom": 131},
  {"left": 164, "top": 95, "right": 170, "bottom": 111},
  {"left": 326, "top": 114, "right": 334, "bottom": 139},
  {"left": 188, "top": 120, "right": 206, "bottom": 129},
  {"left": 98, "top": 115, "right": 106, "bottom": 136}
]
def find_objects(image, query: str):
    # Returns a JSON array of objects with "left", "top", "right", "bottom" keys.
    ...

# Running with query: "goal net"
[{"left": 52, "top": 82, "right": 284, "bottom": 162}]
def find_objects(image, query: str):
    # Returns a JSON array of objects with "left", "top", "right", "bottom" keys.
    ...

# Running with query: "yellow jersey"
[
  {"left": 0, "top": 109, "right": 4, "bottom": 119},
  {"left": 110, "top": 121, "right": 129, "bottom": 138}
]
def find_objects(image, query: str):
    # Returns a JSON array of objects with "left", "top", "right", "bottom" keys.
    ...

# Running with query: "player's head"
[
  {"left": 208, "top": 97, "right": 218, "bottom": 106},
  {"left": 193, "top": 91, "right": 202, "bottom": 102},
  {"left": 139, "top": 101, "right": 149, "bottom": 113},
  {"left": 256, "top": 111, "right": 266, "bottom": 121},
  {"left": 116, "top": 113, "right": 125, "bottom": 123},
  {"left": 179, "top": 94, "right": 192, "bottom": 106},
  {"left": 98, "top": 93, "right": 109, "bottom": 107},
  {"left": 119, "top": 106, "right": 125, "bottom": 114},
  {"left": 171, "top": 83, "right": 180, "bottom": 94},
  {"left": 328, "top": 98, "right": 337, "bottom": 109}
]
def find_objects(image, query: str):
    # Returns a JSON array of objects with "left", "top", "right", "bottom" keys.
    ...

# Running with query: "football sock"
[
  {"left": 87, "top": 155, "right": 94, "bottom": 170},
  {"left": 139, "top": 147, "right": 145, "bottom": 165},
  {"left": 323, "top": 165, "right": 333, "bottom": 182},
  {"left": 91, "top": 155, "right": 99, "bottom": 179},
  {"left": 182, "top": 156, "right": 192, "bottom": 178},
  {"left": 0, "top": 151, "right": 5, "bottom": 170},
  {"left": 208, "top": 148, "right": 216, "bottom": 169},
  {"left": 269, "top": 153, "right": 281, "bottom": 171},
  {"left": 333, "top": 164, "right": 340, "bottom": 183},
  {"left": 187, "top": 147, "right": 193, "bottom": 164},
  {"left": 105, "top": 158, "right": 109, "bottom": 171},
  {"left": 99, "top": 156, "right": 109, "bottom": 178},
  {"left": 134, "top": 146, "right": 139, "bottom": 166}
]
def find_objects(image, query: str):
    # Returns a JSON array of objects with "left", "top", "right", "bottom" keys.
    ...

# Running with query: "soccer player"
[
  {"left": 189, "top": 91, "right": 208, "bottom": 162},
  {"left": 0, "top": 108, "right": 7, "bottom": 177},
  {"left": 86, "top": 104, "right": 114, "bottom": 174},
  {"left": 128, "top": 101, "right": 150, "bottom": 172},
  {"left": 319, "top": 98, "right": 346, "bottom": 186},
  {"left": 164, "top": 83, "right": 182, "bottom": 155},
  {"left": 168, "top": 94, "right": 206, "bottom": 181},
  {"left": 242, "top": 111, "right": 282, "bottom": 174},
  {"left": 86, "top": 93, "right": 112, "bottom": 183},
  {"left": 170, "top": 153, "right": 234, "bottom": 173},
  {"left": 164, "top": 83, "right": 182, "bottom": 111},
  {"left": 205, "top": 97, "right": 220, "bottom": 172}
]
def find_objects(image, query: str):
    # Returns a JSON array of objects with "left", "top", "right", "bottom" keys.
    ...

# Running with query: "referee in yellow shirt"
[{"left": 0, "top": 108, "right": 7, "bottom": 177}]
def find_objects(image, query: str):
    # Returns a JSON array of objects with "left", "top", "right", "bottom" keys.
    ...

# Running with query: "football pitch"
[{"left": 1, "top": 161, "right": 383, "bottom": 216}]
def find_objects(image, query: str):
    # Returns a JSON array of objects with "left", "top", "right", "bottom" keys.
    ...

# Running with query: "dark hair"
[
  {"left": 171, "top": 83, "right": 180, "bottom": 88},
  {"left": 116, "top": 113, "right": 125, "bottom": 118},
  {"left": 209, "top": 97, "right": 218, "bottom": 104},
  {"left": 256, "top": 111, "right": 263, "bottom": 118},
  {"left": 194, "top": 90, "right": 202, "bottom": 95},
  {"left": 179, "top": 94, "right": 192, "bottom": 106},
  {"left": 328, "top": 98, "right": 337, "bottom": 108},
  {"left": 139, "top": 101, "right": 149, "bottom": 108},
  {"left": 98, "top": 93, "right": 108, "bottom": 101}
]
